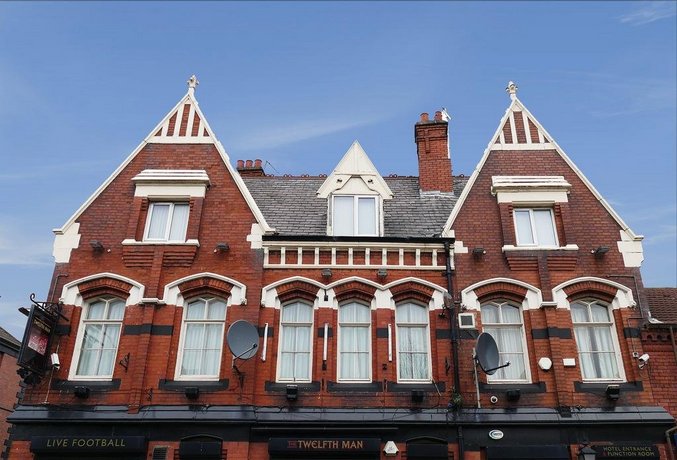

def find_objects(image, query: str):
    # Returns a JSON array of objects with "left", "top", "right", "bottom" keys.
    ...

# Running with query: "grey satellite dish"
[
  {"left": 475, "top": 332, "right": 509, "bottom": 375},
  {"left": 227, "top": 320, "right": 259, "bottom": 360}
]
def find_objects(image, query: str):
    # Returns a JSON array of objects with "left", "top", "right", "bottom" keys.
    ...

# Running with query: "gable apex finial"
[
  {"left": 506, "top": 81, "right": 518, "bottom": 100},
  {"left": 187, "top": 75, "right": 199, "bottom": 95}
]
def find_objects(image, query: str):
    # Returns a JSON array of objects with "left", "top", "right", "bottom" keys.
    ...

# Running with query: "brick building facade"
[
  {"left": 6, "top": 78, "right": 676, "bottom": 459},
  {"left": 0, "top": 328, "right": 21, "bottom": 460}
]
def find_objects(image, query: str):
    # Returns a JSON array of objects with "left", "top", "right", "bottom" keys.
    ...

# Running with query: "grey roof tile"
[{"left": 243, "top": 176, "right": 469, "bottom": 238}]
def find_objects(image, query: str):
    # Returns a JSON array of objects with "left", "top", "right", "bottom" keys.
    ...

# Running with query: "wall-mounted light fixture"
[
  {"left": 214, "top": 242, "right": 230, "bottom": 253},
  {"left": 377, "top": 268, "right": 388, "bottom": 280},
  {"left": 411, "top": 389, "right": 425, "bottom": 403},
  {"left": 73, "top": 386, "right": 90, "bottom": 399},
  {"left": 577, "top": 445, "right": 597, "bottom": 460},
  {"left": 605, "top": 384, "right": 620, "bottom": 401},
  {"left": 591, "top": 246, "right": 609, "bottom": 257},
  {"left": 472, "top": 247, "right": 486, "bottom": 258},
  {"left": 90, "top": 240, "right": 105, "bottom": 252},
  {"left": 506, "top": 389, "right": 521, "bottom": 402},
  {"left": 286, "top": 384, "right": 298, "bottom": 401},
  {"left": 184, "top": 386, "right": 200, "bottom": 400},
  {"left": 321, "top": 268, "right": 332, "bottom": 278}
]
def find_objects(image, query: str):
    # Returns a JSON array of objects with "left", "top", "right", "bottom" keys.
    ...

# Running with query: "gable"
[{"left": 53, "top": 77, "right": 273, "bottom": 262}]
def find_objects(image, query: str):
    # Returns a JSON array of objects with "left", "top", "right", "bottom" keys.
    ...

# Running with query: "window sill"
[
  {"left": 327, "top": 381, "right": 382, "bottom": 393},
  {"left": 574, "top": 380, "right": 641, "bottom": 394},
  {"left": 122, "top": 239, "right": 200, "bottom": 246},
  {"left": 386, "top": 381, "right": 446, "bottom": 392},
  {"left": 265, "top": 381, "right": 321, "bottom": 392},
  {"left": 479, "top": 382, "right": 545, "bottom": 393},
  {"left": 52, "top": 378, "right": 121, "bottom": 391},
  {"left": 158, "top": 378, "right": 229, "bottom": 390},
  {"left": 502, "top": 244, "right": 578, "bottom": 252}
]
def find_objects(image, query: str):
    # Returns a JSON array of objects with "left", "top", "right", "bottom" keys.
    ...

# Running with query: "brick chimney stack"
[
  {"left": 414, "top": 111, "right": 452, "bottom": 193},
  {"left": 236, "top": 159, "right": 266, "bottom": 177}
]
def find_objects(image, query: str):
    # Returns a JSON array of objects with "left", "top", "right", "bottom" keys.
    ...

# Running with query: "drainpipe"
[{"left": 443, "top": 241, "right": 464, "bottom": 460}]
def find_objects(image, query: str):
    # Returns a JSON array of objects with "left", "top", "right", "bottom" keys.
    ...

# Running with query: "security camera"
[
  {"left": 638, "top": 353, "right": 650, "bottom": 368},
  {"left": 50, "top": 353, "right": 60, "bottom": 370}
]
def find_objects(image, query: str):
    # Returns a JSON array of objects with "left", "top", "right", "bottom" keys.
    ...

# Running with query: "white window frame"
[
  {"left": 143, "top": 202, "right": 190, "bottom": 242},
  {"left": 276, "top": 301, "right": 314, "bottom": 383},
  {"left": 513, "top": 207, "right": 558, "bottom": 247},
  {"left": 480, "top": 301, "right": 531, "bottom": 383},
  {"left": 571, "top": 299, "right": 625, "bottom": 382},
  {"left": 395, "top": 301, "right": 432, "bottom": 383},
  {"left": 69, "top": 297, "right": 125, "bottom": 381},
  {"left": 174, "top": 297, "right": 227, "bottom": 381},
  {"left": 337, "top": 301, "right": 372, "bottom": 383},
  {"left": 332, "top": 195, "right": 379, "bottom": 237}
]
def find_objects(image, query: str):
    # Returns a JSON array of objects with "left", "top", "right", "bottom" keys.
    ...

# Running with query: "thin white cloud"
[
  {"left": 229, "top": 113, "right": 388, "bottom": 151},
  {"left": 644, "top": 224, "right": 677, "bottom": 245},
  {"left": 627, "top": 204, "right": 677, "bottom": 223},
  {"left": 0, "top": 220, "right": 54, "bottom": 266},
  {"left": 619, "top": 2, "right": 677, "bottom": 26}
]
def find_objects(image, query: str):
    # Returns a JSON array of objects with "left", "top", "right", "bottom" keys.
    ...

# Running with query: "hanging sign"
[{"left": 17, "top": 295, "right": 63, "bottom": 376}]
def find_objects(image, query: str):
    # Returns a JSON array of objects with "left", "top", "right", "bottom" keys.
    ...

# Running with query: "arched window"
[
  {"left": 338, "top": 302, "right": 371, "bottom": 382},
  {"left": 278, "top": 301, "right": 313, "bottom": 382},
  {"left": 571, "top": 299, "right": 621, "bottom": 380},
  {"left": 177, "top": 297, "right": 227, "bottom": 379},
  {"left": 73, "top": 297, "right": 125, "bottom": 379},
  {"left": 395, "top": 302, "right": 431, "bottom": 382},
  {"left": 480, "top": 301, "right": 528, "bottom": 382}
]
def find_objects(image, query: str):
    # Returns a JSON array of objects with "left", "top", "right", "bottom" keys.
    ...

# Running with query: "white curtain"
[
  {"left": 147, "top": 204, "right": 169, "bottom": 239},
  {"left": 169, "top": 203, "right": 190, "bottom": 241},
  {"left": 180, "top": 299, "right": 226, "bottom": 377},
  {"left": 514, "top": 210, "right": 534, "bottom": 245},
  {"left": 279, "top": 302, "right": 312, "bottom": 380},
  {"left": 77, "top": 299, "right": 123, "bottom": 377},
  {"left": 396, "top": 303, "right": 429, "bottom": 380},
  {"left": 339, "top": 303, "right": 370, "bottom": 380},
  {"left": 333, "top": 196, "right": 354, "bottom": 236},
  {"left": 357, "top": 198, "right": 376, "bottom": 235},
  {"left": 533, "top": 209, "right": 556, "bottom": 246},
  {"left": 482, "top": 303, "right": 526, "bottom": 381},
  {"left": 572, "top": 302, "right": 619, "bottom": 379}
]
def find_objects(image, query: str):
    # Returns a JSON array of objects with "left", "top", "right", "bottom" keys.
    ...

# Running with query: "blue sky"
[{"left": 0, "top": 1, "right": 675, "bottom": 339}]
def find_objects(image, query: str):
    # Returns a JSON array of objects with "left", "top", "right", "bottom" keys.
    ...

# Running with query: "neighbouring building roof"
[
  {"left": 243, "top": 176, "right": 469, "bottom": 238},
  {"left": 646, "top": 287, "right": 677, "bottom": 324},
  {"left": 0, "top": 326, "right": 21, "bottom": 350}
]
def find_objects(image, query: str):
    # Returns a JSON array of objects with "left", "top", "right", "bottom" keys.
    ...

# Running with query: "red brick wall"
[
  {"left": 642, "top": 328, "right": 677, "bottom": 418},
  {"left": 451, "top": 148, "right": 657, "bottom": 408},
  {"left": 0, "top": 351, "right": 20, "bottom": 455}
]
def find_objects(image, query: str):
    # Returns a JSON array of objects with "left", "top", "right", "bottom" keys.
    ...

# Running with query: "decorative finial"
[
  {"left": 187, "top": 75, "right": 199, "bottom": 95},
  {"left": 506, "top": 81, "right": 518, "bottom": 100}
]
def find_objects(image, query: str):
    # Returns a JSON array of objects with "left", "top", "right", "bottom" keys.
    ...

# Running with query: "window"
[
  {"left": 333, "top": 196, "right": 377, "bottom": 236},
  {"left": 571, "top": 300, "right": 621, "bottom": 380},
  {"left": 396, "top": 302, "right": 431, "bottom": 381},
  {"left": 176, "top": 298, "right": 227, "bottom": 379},
  {"left": 338, "top": 302, "right": 371, "bottom": 382},
  {"left": 513, "top": 208, "right": 558, "bottom": 247},
  {"left": 278, "top": 301, "right": 313, "bottom": 382},
  {"left": 74, "top": 298, "right": 124, "bottom": 379},
  {"left": 481, "top": 301, "right": 528, "bottom": 382},
  {"left": 144, "top": 202, "right": 190, "bottom": 242}
]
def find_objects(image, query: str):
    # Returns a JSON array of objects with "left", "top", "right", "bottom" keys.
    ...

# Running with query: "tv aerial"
[
  {"left": 226, "top": 320, "right": 259, "bottom": 377},
  {"left": 473, "top": 332, "right": 510, "bottom": 408}
]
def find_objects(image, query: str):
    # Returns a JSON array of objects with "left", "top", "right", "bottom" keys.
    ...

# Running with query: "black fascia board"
[{"left": 262, "top": 235, "right": 455, "bottom": 244}]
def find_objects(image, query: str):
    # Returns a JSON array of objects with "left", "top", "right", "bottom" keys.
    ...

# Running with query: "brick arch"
[
  {"left": 78, "top": 277, "right": 134, "bottom": 301},
  {"left": 276, "top": 280, "right": 320, "bottom": 304},
  {"left": 177, "top": 277, "right": 233, "bottom": 300},
  {"left": 473, "top": 281, "right": 528, "bottom": 304},
  {"left": 333, "top": 280, "right": 377, "bottom": 304},
  {"left": 390, "top": 281, "right": 435, "bottom": 304},
  {"left": 563, "top": 280, "right": 617, "bottom": 304}
]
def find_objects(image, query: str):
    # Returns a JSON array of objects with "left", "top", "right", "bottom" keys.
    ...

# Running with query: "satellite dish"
[
  {"left": 475, "top": 332, "right": 507, "bottom": 375},
  {"left": 226, "top": 320, "right": 259, "bottom": 360}
]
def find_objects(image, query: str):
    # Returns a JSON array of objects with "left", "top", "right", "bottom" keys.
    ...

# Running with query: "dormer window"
[
  {"left": 333, "top": 196, "right": 378, "bottom": 236},
  {"left": 144, "top": 202, "right": 190, "bottom": 242},
  {"left": 514, "top": 208, "right": 558, "bottom": 247}
]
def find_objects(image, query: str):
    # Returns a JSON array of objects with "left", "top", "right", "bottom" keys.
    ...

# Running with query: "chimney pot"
[
  {"left": 434, "top": 111, "right": 443, "bottom": 121},
  {"left": 236, "top": 160, "right": 244, "bottom": 169},
  {"left": 420, "top": 113, "right": 429, "bottom": 122},
  {"left": 254, "top": 159, "right": 262, "bottom": 168},
  {"left": 245, "top": 159, "right": 253, "bottom": 168}
]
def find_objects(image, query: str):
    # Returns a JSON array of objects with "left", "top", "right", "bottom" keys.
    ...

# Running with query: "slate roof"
[
  {"left": 646, "top": 287, "right": 677, "bottom": 324},
  {"left": 242, "top": 176, "right": 469, "bottom": 238},
  {"left": 0, "top": 326, "right": 21, "bottom": 349}
]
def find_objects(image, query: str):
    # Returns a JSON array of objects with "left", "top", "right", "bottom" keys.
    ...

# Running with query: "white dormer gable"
[
  {"left": 317, "top": 141, "right": 392, "bottom": 237},
  {"left": 316, "top": 140, "right": 393, "bottom": 199}
]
